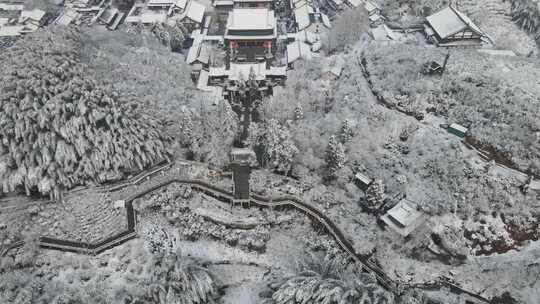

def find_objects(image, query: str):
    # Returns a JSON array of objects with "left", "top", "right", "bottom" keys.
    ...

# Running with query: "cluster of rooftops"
[
  {"left": 0, "top": 0, "right": 492, "bottom": 95},
  {"left": 0, "top": 1, "right": 46, "bottom": 37}
]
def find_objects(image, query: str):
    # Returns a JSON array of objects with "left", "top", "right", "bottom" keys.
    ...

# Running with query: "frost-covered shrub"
[
  {"left": 144, "top": 253, "right": 218, "bottom": 304},
  {"left": 268, "top": 254, "right": 394, "bottom": 304},
  {"left": 0, "top": 27, "right": 171, "bottom": 199}
]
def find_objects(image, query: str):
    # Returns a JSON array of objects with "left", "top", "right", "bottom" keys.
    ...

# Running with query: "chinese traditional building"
[{"left": 225, "top": 8, "right": 277, "bottom": 62}]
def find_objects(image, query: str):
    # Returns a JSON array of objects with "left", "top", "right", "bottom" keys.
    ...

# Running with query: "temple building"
[{"left": 225, "top": 8, "right": 277, "bottom": 62}]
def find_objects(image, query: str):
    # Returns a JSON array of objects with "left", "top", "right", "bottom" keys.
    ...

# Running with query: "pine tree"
[
  {"left": 339, "top": 119, "right": 354, "bottom": 144},
  {"left": 364, "top": 179, "right": 385, "bottom": 211},
  {"left": 325, "top": 135, "right": 346, "bottom": 178}
]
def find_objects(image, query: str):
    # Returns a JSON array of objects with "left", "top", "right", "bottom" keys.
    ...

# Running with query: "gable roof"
[
  {"left": 196, "top": 70, "right": 212, "bottom": 91},
  {"left": 140, "top": 11, "right": 167, "bottom": 24},
  {"left": 287, "top": 40, "right": 312, "bottom": 63},
  {"left": 0, "top": 3, "right": 23, "bottom": 11},
  {"left": 0, "top": 25, "right": 23, "bottom": 37},
  {"left": 175, "top": 0, "right": 188, "bottom": 9},
  {"left": 186, "top": 36, "right": 209, "bottom": 64},
  {"left": 184, "top": 0, "right": 205, "bottom": 23},
  {"left": 227, "top": 8, "right": 275, "bottom": 30},
  {"left": 426, "top": 6, "right": 484, "bottom": 39},
  {"left": 148, "top": 0, "right": 175, "bottom": 6},
  {"left": 19, "top": 9, "right": 46, "bottom": 23},
  {"left": 346, "top": 0, "right": 361, "bottom": 7},
  {"left": 294, "top": 4, "right": 310, "bottom": 30}
]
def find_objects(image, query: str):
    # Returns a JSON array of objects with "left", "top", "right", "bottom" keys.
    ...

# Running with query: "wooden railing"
[{"left": 0, "top": 175, "right": 493, "bottom": 303}]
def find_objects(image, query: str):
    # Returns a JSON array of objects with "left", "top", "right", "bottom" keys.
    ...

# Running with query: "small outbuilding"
[
  {"left": 448, "top": 123, "right": 468, "bottom": 138},
  {"left": 354, "top": 172, "right": 373, "bottom": 191},
  {"left": 381, "top": 199, "right": 425, "bottom": 237},
  {"left": 286, "top": 40, "right": 312, "bottom": 64}
]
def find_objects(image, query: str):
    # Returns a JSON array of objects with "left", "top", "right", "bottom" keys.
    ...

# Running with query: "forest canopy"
[{"left": 0, "top": 26, "right": 171, "bottom": 198}]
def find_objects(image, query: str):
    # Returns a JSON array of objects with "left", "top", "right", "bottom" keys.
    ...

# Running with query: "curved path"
[{"left": 1, "top": 174, "right": 492, "bottom": 303}]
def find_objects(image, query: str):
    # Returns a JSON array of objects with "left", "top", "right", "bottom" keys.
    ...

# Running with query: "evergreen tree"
[
  {"left": 364, "top": 179, "right": 385, "bottom": 211},
  {"left": 293, "top": 104, "right": 304, "bottom": 121},
  {"left": 325, "top": 135, "right": 346, "bottom": 178},
  {"left": 339, "top": 119, "right": 354, "bottom": 144}
]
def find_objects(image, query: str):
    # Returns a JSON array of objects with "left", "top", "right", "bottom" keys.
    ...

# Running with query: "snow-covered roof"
[
  {"left": 19, "top": 9, "right": 46, "bottom": 23},
  {"left": 214, "top": 0, "right": 233, "bottom": 6},
  {"left": 20, "top": 23, "right": 39, "bottom": 33},
  {"left": 267, "top": 66, "right": 287, "bottom": 76},
  {"left": 449, "top": 123, "right": 468, "bottom": 134},
  {"left": 55, "top": 10, "right": 79, "bottom": 25},
  {"left": 292, "top": 0, "right": 305, "bottom": 8},
  {"left": 148, "top": 0, "right": 175, "bottom": 6},
  {"left": 346, "top": 0, "right": 361, "bottom": 7},
  {"left": 295, "top": 29, "right": 318, "bottom": 44},
  {"left": 322, "top": 56, "right": 345, "bottom": 77},
  {"left": 364, "top": 0, "right": 380, "bottom": 14},
  {"left": 175, "top": 0, "right": 188, "bottom": 9},
  {"left": 0, "top": 3, "right": 23, "bottom": 10},
  {"left": 183, "top": 0, "right": 205, "bottom": 23},
  {"left": 227, "top": 8, "right": 275, "bottom": 30},
  {"left": 140, "top": 12, "right": 167, "bottom": 24},
  {"left": 0, "top": 25, "right": 23, "bottom": 36},
  {"left": 287, "top": 40, "right": 312, "bottom": 63},
  {"left": 426, "top": 6, "right": 484, "bottom": 39},
  {"left": 320, "top": 12, "right": 331, "bottom": 28},
  {"left": 371, "top": 25, "right": 388, "bottom": 41},
  {"left": 355, "top": 173, "right": 372, "bottom": 186},
  {"left": 386, "top": 200, "right": 422, "bottom": 228},
  {"left": 99, "top": 7, "right": 119, "bottom": 24},
  {"left": 186, "top": 36, "right": 209, "bottom": 64},
  {"left": 209, "top": 66, "right": 227, "bottom": 77},
  {"left": 369, "top": 13, "right": 383, "bottom": 22},
  {"left": 294, "top": 4, "right": 310, "bottom": 30},
  {"left": 197, "top": 70, "right": 212, "bottom": 91}
]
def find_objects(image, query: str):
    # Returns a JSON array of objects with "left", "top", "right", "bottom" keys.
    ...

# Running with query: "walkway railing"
[{"left": 0, "top": 175, "right": 493, "bottom": 303}]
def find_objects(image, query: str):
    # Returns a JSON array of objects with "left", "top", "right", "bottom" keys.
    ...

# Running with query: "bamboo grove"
[{"left": 0, "top": 26, "right": 171, "bottom": 199}]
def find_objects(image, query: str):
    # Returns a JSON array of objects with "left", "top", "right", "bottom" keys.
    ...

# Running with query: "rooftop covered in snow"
[
  {"left": 225, "top": 8, "right": 276, "bottom": 39},
  {"left": 426, "top": 6, "right": 484, "bottom": 39}
]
